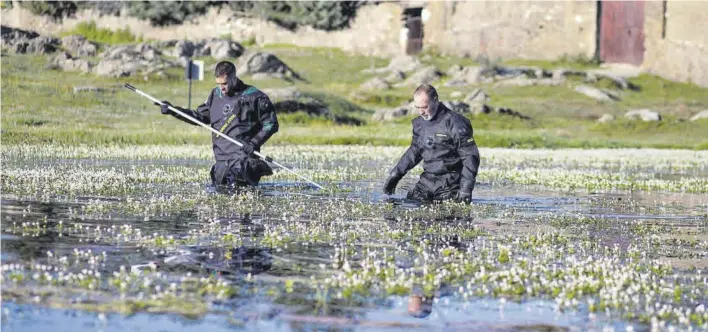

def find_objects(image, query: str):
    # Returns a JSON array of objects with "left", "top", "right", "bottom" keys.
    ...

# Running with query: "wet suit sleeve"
[
  {"left": 453, "top": 118, "right": 480, "bottom": 194},
  {"left": 392, "top": 120, "right": 423, "bottom": 176},
  {"left": 169, "top": 89, "right": 213, "bottom": 125},
  {"left": 249, "top": 96, "right": 279, "bottom": 148}
]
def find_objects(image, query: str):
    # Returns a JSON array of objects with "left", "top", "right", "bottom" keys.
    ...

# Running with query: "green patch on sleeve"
[
  {"left": 263, "top": 122, "right": 274, "bottom": 132},
  {"left": 243, "top": 87, "right": 259, "bottom": 95}
]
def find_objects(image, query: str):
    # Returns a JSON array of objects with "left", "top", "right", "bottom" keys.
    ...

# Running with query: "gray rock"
[
  {"left": 597, "top": 114, "right": 615, "bottom": 123},
  {"left": 445, "top": 66, "right": 482, "bottom": 87},
  {"left": 73, "top": 86, "right": 105, "bottom": 93},
  {"left": 443, "top": 101, "right": 470, "bottom": 114},
  {"left": 575, "top": 85, "right": 615, "bottom": 102},
  {"left": 102, "top": 43, "right": 161, "bottom": 61},
  {"left": 444, "top": 78, "right": 469, "bottom": 87},
  {"left": 689, "top": 110, "right": 708, "bottom": 121},
  {"left": 1, "top": 26, "right": 59, "bottom": 54},
  {"left": 384, "top": 70, "right": 405, "bottom": 83},
  {"left": 94, "top": 59, "right": 138, "bottom": 77},
  {"left": 552, "top": 69, "right": 566, "bottom": 82},
  {"left": 175, "top": 56, "right": 190, "bottom": 68},
  {"left": 364, "top": 55, "right": 422, "bottom": 74},
  {"left": 460, "top": 89, "right": 491, "bottom": 115},
  {"left": 250, "top": 73, "right": 273, "bottom": 80},
  {"left": 151, "top": 39, "right": 178, "bottom": 49},
  {"left": 397, "top": 66, "right": 442, "bottom": 87},
  {"left": 494, "top": 75, "right": 538, "bottom": 87},
  {"left": 446, "top": 64, "right": 463, "bottom": 77},
  {"left": 588, "top": 69, "right": 632, "bottom": 89},
  {"left": 96, "top": 43, "right": 176, "bottom": 77},
  {"left": 236, "top": 52, "right": 302, "bottom": 81},
  {"left": 173, "top": 40, "right": 195, "bottom": 58},
  {"left": 625, "top": 109, "right": 661, "bottom": 121},
  {"left": 449, "top": 91, "right": 463, "bottom": 99},
  {"left": 372, "top": 104, "right": 413, "bottom": 121},
  {"left": 470, "top": 104, "right": 492, "bottom": 115},
  {"left": 359, "top": 77, "right": 391, "bottom": 91},
  {"left": 262, "top": 87, "right": 301, "bottom": 101},
  {"left": 48, "top": 51, "right": 91, "bottom": 72},
  {"left": 464, "top": 89, "right": 489, "bottom": 104},
  {"left": 205, "top": 40, "right": 244, "bottom": 60},
  {"left": 61, "top": 35, "right": 98, "bottom": 57}
]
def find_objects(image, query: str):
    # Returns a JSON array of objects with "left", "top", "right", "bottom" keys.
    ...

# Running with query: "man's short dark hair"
[
  {"left": 414, "top": 84, "right": 438, "bottom": 102},
  {"left": 215, "top": 61, "right": 236, "bottom": 78}
]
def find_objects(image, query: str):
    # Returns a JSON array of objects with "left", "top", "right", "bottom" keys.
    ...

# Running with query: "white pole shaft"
[{"left": 126, "top": 84, "right": 325, "bottom": 190}]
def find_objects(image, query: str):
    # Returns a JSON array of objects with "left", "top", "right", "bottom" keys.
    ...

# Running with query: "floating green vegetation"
[{"left": 1, "top": 144, "right": 707, "bottom": 330}]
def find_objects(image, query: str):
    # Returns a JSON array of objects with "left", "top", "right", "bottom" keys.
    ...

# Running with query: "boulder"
[
  {"left": 359, "top": 77, "right": 391, "bottom": 91},
  {"left": 363, "top": 55, "right": 423, "bottom": 74},
  {"left": 372, "top": 103, "right": 413, "bottom": 122},
  {"left": 203, "top": 39, "right": 244, "bottom": 60},
  {"left": 396, "top": 66, "right": 442, "bottom": 87},
  {"left": 61, "top": 35, "right": 98, "bottom": 57},
  {"left": 1, "top": 26, "right": 60, "bottom": 54},
  {"left": 597, "top": 114, "right": 615, "bottom": 123},
  {"left": 689, "top": 110, "right": 708, "bottom": 121},
  {"left": 575, "top": 85, "right": 615, "bottom": 102},
  {"left": 625, "top": 109, "right": 661, "bottom": 121},
  {"left": 262, "top": 87, "right": 301, "bottom": 101},
  {"left": 48, "top": 51, "right": 91, "bottom": 73},
  {"left": 236, "top": 52, "right": 303, "bottom": 81},
  {"left": 173, "top": 40, "right": 195, "bottom": 58}
]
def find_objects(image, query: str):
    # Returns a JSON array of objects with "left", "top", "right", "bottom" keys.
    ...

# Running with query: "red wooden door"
[{"left": 600, "top": 1, "right": 645, "bottom": 65}]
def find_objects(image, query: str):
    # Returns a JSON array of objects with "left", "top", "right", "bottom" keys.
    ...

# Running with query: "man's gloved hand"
[
  {"left": 455, "top": 191, "right": 472, "bottom": 204},
  {"left": 383, "top": 171, "right": 403, "bottom": 195},
  {"left": 154, "top": 100, "right": 174, "bottom": 115},
  {"left": 239, "top": 140, "right": 255, "bottom": 155}
]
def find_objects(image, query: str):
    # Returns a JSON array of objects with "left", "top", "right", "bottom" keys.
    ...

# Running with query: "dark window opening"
[{"left": 403, "top": 7, "right": 423, "bottom": 55}]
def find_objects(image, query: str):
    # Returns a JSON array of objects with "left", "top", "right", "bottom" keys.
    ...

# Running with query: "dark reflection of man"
[{"left": 407, "top": 294, "right": 434, "bottom": 318}]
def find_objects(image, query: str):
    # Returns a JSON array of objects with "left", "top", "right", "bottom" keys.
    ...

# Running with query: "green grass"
[
  {"left": 60, "top": 20, "right": 143, "bottom": 45},
  {"left": 2, "top": 49, "right": 707, "bottom": 149},
  {"left": 503, "top": 53, "right": 601, "bottom": 70}
]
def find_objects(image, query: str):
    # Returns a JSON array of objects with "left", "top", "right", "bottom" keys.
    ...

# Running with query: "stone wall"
[
  {"left": 641, "top": 1, "right": 708, "bottom": 87},
  {"left": 1, "top": 3, "right": 404, "bottom": 56},
  {"left": 3, "top": 0, "right": 707, "bottom": 87},
  {"left": 422, "top": 0, "right": 597, "bottom": 59}
]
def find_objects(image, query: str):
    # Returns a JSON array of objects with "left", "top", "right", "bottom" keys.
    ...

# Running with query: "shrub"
[
  {"left": 18, "top": 1, "right": 77, "bottom": 20},
  {"left": 123, "top": 1, "right": 212, "bottom": 27},
  {"left": 63, "top": 20, "right": 141, "bottom": 45},
  {"left": 248, "top": 1, "right": 363, "bottom": 31}
]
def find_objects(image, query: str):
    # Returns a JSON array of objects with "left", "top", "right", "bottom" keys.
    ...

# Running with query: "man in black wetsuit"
[
  {"left": 383, "top": 84, "right": 480, "bottom": 203},
  {"left": 158, "top": 61, "right": 279, "bottom": 188}
]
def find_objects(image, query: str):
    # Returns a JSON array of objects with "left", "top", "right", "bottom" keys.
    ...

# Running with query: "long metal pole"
[{"left": 124, "top": 83, "right": 325, "bottom": 190}]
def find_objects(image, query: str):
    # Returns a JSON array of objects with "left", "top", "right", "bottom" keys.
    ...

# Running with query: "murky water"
[{"left": 2, "top": 146, "right": 707, "bottom": 331}]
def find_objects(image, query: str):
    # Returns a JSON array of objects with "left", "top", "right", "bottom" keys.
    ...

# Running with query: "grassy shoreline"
[{"left": 2, "top": 50, "right": 707, "bottom": 149}]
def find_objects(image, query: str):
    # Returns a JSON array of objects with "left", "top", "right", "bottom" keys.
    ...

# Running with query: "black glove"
[
  {"left": 155, "top": 100, "right": 174, "bottom": 115},
  {"left": 455, "top": 191, "right": 472, "bottom": 204},
  {"left": 239, "top": 140, "right": 255, "bottom": 155},
  {"left": 383, "top": 171, "right": 403, "bottom": 195}
]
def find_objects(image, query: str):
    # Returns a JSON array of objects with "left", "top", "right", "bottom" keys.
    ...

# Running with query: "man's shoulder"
[
  {"left": 242, "top": 85, "right": 271, "bottom": 100},
  {"left": 445, "top": 109, "right": 471, "bottom": 127}
]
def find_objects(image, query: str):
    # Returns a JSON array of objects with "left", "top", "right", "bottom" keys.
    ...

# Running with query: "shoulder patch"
[{"left": 259, "top": 98, "right": 273, "bottom": 110}]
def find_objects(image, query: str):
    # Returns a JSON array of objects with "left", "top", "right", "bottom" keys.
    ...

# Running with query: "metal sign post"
[{"left": 184, "top": 59, "right": 204, "bottom": 109}]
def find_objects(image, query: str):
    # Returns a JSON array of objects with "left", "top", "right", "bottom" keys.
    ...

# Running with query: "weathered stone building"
[
  {"left": 2, "top": 1, "right": 706, "bottom": 86},
  {"left": 414, "top": 1, "right": 707, "bottom": 87}
]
